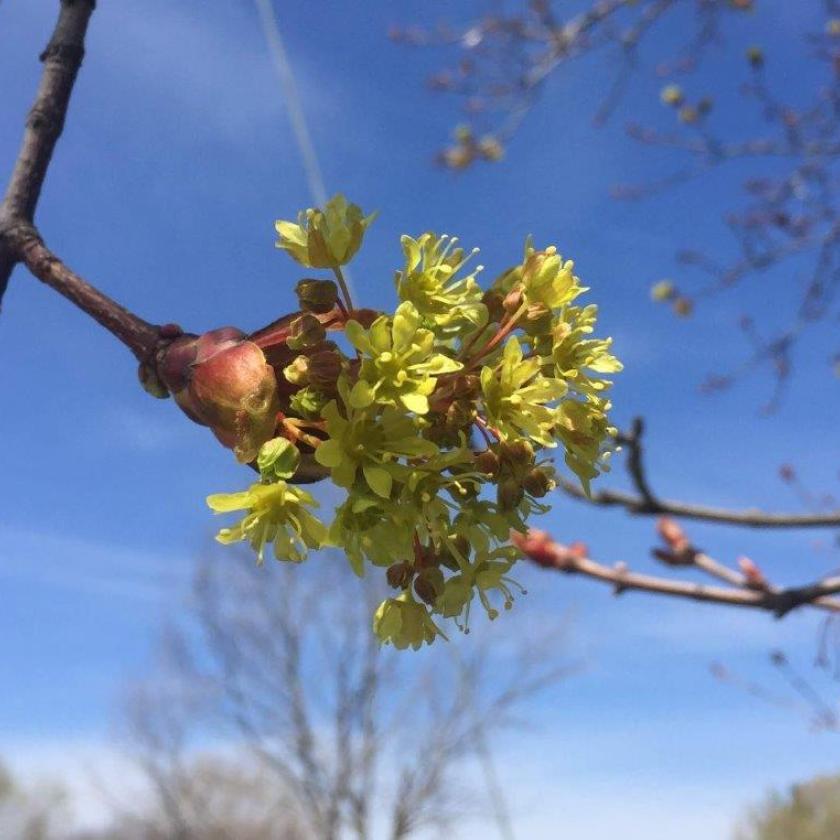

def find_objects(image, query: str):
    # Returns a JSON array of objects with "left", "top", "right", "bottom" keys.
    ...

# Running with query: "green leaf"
[
  {"left": 363, "top": 463, "right": 393, "bottom": 499},
  {"left": 399, "top": 392, "right": 429, "bottom": 414},
  {"left": 344, "top": 320, "right": 371, "bottom": 354},
  {"left": 314, "top": 438, "right": 343, "bottom": 468},
  {"left": 350, "top": 378, "right": 376, "bottom": 409},
  {"left": 257, "top": 437, "right": 300, "bottom": 479}
]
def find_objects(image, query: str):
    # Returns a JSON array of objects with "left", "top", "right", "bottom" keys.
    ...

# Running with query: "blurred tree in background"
[
  {"left": 394, "top": 0, "right": 840, "bottom": 400},
  {"left": 0, "top": 763, "right": 66, "bottom": 840},
  {"left": 735, "top": 772, "right": 840, "bottom": 840},
  {"left": 86, "top": 554, "right": 570, "bottom": 840}
]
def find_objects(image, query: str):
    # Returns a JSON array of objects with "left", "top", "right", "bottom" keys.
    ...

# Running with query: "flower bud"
[
  {"left": 499, "top": 439, "right": 535, "bottom": 468},
  {"left": 478, "top": 135, "right": 504, "bottom": 162},
  {"left": 387, "top": 562, "right": 413, "bottom": 589},
  {"left": 445, "top": 399, "right": 476, "bottom": 430},
  {"left": 482, "top": 288, "right": 506, "bottom": 323},
  {"left": 287, "top": 313, "right": 327, "bottom": 349},
  {"left": 678, "top": 106, "right": 698, "bottom": 124},
  {"left": 746, "top": 46, "right": 764, "bottom": 67},
  {"left": 414, "top": 569, "right": 444, "bottom": 605},
  {"left": 187, "top": 336, "right": 280, "bottom": 463},
  {"left": 523, "top": 467, "right": 553, "bottom": 498},
  {"left": 650, "top": 280, "right": 675, "bottom": 302},
  {"left": 157, "top": 334, "right": 199, "bottom": 394},
  {"left": 660, "top": 84, "right": 683, "bottom": 107},
  {"left": 672, "top": 297, "right": 693, "bottom": 317},
  {"left": 307, "top": 349, "right": 343, "bottom": 392},
  {"left": 283, "top": 355, "right": 310, "bottom": 386},
  {"left": 295, "top": 278, "right": 339, "bottom": 314},
  {"left": 138, "top": 359, "right": 169, "bottom": 399},
  {"left": 195, "top": 327, "right": 246, "bottom": 363},
  {"left": 475, "top": 449, "right": 500, "bottom": 476}
]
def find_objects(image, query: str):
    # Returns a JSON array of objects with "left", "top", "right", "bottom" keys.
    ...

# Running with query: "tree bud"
[
  {"left": 283, "top": 355, "right": 310, "bottom": 386},
  {"left": 295, "top": 278, "right": 339, "bottom": 313},
  {"left": 475, "top": 449, "right": 500, "bottom": 476},
  {"left": 287, "top": 313, "right": 326, "bottom": 349},
  {"left": 523, "top": 467, "right": 553, "bottom": 498},
  {"left": 499, "top": 439, "right": 534, "bottom": 468},
  {"left": 307, "top": 349, "right": 343, "bottom": 392},
  {"left": 387, "top": 562, "right": 413, "bottom": 589},
  {"left": 482, "top": 289, "right": 506, "bottom": 323},
  {"left": 414, "top": 568, "right": 444, "bottom": 605},
  {"left": 157, "top": 334, "right": 199, "bottom": 394},
  {"left": 187, "top": 337, "right": 280, "bottom": 463},
  {"left": 746, "top": 46, "right": 764, "bottom": 67},
  {"left": 138, "top": 359, "right": 170, "bottom": 399}
]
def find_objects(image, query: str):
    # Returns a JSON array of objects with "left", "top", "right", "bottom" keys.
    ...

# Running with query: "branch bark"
[
  {"left": 0, "top": 0, "right": 96, "bottom": 305},
  {"left": 0, "top": 1, "right": 164, "bottom": 363},
  {"left": 557, "top": 416, "right": 840, "bottom": 529},
  {"left": 513, "top": 529, "right": 840, "bottom": 617}
]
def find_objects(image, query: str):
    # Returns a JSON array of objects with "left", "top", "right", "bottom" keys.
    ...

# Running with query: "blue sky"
[{"left": 2, "top": 1, "right": 840, "bottom": 837}]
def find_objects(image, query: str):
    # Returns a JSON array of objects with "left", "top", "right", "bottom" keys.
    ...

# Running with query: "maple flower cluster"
[{"left": 196, "top": 195, "right": 621, "bottom": 649}]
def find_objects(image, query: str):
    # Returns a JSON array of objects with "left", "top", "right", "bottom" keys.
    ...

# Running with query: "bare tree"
[
  {"left": 104, "top": 553, "right": 572, "bottom": 840},
  {"left": 0, "top": 761, "right": 67, "bottom": 840},
  {"left": 395, "top": 0, "right": 840, "bottom": 396}
]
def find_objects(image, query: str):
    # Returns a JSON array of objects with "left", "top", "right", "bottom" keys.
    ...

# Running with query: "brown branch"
[
  {"left": 13, "top": 225, "right": 160, "bottom": 360},
  {"left": 0, "top": 2, "right": 165, "bottom": 364},
  {"left": 512, "top": 529, "right": 840, "bottom": 617},
  {"left": 0, "top": 0, "right": 97, "bottom": 306},
  {"left": 557, "top": 416, "right": 840, "bottom": 529}
]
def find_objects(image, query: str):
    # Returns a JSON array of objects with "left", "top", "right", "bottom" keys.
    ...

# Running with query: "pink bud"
[
  {"left": 657, "top": 517, "right": 689, "bottom": 552},
  {"left": 738, "top": 556, "right": 768, "bottom": 590},
  {"left": 189, "top": 340, "right": 280, "bottom": 463}
]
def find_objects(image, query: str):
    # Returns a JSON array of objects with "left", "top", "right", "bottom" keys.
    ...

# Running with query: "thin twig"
[
  {"left": 0, "top": 0, "right": 97, "bottom": 306},
  {"left": 15, "top": 228, "right": 159, "bottom": 360},
  {"left": 512, "top": 529, "right": 840, "bottom": 617},
  {"left": 558, "top": 416, "right": 840, "bottom": 529}
]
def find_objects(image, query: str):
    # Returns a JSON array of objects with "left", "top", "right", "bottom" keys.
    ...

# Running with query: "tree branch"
[
  {"left": 14, "top": 225, "right": 160, "bottom": 360},
  {"left": 0, "top": 2, "right": 164, "bottom": 364},
  {"left": 512, "top": 529, "right": 840, "bottom": 617},
  {"left": 0, "top": 0, "right": 97, "bottom": 306},
  {"left": 557, "top": 416, "right": 840, "bottom": 529}
]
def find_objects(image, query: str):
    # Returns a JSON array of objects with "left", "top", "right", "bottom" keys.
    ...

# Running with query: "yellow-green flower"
[
  {"left": 650, "top": 280, "right": 675, "bottom": 302},
  {"left": 275, "top": 194, "right": 376, "bottom": 269},
  {"left": 256, "top": 437, "right": 301, "bottom": 481},
  {"left": 481, "top": 336, "right": 567, "bottom": 446},
  {"left": 436, "top": 548, "right": 521, "bottom": 627},
  {"left": 520, "top": 247, "right": 583, "bottom": 312},
  {"left": 373, "top": 592, "right": 444, "bottom": 649},
  {"left": 345, "top": 301, "right": 462, "bottom": 414},
  {"left": 549, "top": 304, "right": 622, "bottom": 397},
  {"left": 395, "top": 233, "right": 487, "bottom": 336},
  {"left": 660, "top": 84, "right": 684, "bottom": 106},
  {"left": 207, "top": 481, "right": 326, "bottom": 563},
  {"left": 314, "top": 396, "right": 438, "bottom": 498},
  {"left": 329, "top": 492, "right": 415, "bottom": 575},
  {"left": 555, "top": 397, "right": 616, "bottom": 495},
  {"left": 205, "top": 197, "right": 624, "bottom": 648}
]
